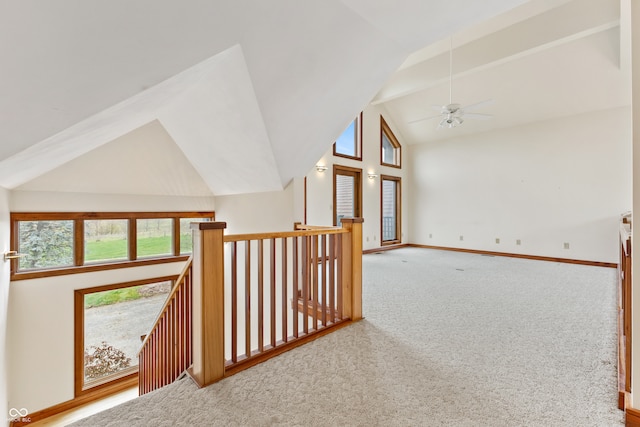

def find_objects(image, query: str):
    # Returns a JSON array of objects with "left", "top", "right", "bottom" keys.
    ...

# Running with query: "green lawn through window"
[
  {"left": 85, "top": 234, "right": 193, "bottom": 262},
  {"left": 85, "top": 287, "right": 141, "bottom": 308}
]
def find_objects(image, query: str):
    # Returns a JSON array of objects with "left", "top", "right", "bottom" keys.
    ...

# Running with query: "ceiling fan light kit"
[{"left": 439, "top": 115, "right": 463, "bottom": 129}]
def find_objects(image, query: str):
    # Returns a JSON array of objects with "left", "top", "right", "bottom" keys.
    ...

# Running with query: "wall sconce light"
[
  {"left": 315, "top": 165, "right": 328, "bottom": 173},
  {"left": 368, "top": 172, "right": 378, "bottom": 180}
]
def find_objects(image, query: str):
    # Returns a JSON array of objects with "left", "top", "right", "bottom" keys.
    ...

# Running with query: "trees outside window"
[{"left": 10, "top": 212, "right": 214, "bottom": 279}]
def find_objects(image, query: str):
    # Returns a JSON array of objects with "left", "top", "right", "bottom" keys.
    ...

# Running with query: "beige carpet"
[{"left": 71, "top": 248, "right": 624, "bottom": 426}]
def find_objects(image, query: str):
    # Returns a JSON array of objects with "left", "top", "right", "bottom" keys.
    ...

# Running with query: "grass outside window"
[{"left": 10, "top": 211, "right": 214, "bottom": 279}]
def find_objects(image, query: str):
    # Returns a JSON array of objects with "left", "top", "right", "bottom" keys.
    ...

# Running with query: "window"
[
  {"left": 136, "top": 218, "right": 173, "bottom": 258},
  {"left": 10, "top": 212, "right": 214, "bottom": 279},
  {"left": 84, "top": 219, "right": 129, "bottom": 264},
  {"left": 75, "top": 278, "right": 174, "bottom": 395},
  {"left": 333, "top": 165, "right": 362, "bottom": 226},
  {"left": 381, "top": 175, "right": 401, "bottom": 245},
  {"left": 179, "top": 217, "right": 209, "bottom": 254},
  {"left": 380, "top": 116, "right": 401, "bottom": 168},
  {"left": 333, "top": 113, "right": 362, "bottom": 160},
  {"left": 17, "top": 220, "right": 74, "bottom": 270}
]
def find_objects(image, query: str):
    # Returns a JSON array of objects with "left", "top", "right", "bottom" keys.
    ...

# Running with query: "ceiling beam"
[{"left": 372, "top": 0, "right": 620, "bottom": 105}]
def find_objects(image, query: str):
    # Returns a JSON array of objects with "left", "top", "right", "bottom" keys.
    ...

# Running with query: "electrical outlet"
[
  {"left": 429, "top": 233, "right": 433, "bottom": 238},
  {"left": 564, "top": 242, "right": 570, "bottom": 249},
  {"left": 516, "top": 239, "right": 521, "bottom": 245},
  {"left": 495, "top": 238, "right": 500, "bottom": 244},
  {"left": 366, "top": 236, "right": 369, "bottom": 242},
  {"left": 459, "top": 235, "right": 464, "bottom": 241}
]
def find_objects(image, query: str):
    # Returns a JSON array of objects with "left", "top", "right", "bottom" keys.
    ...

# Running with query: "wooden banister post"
[
  {"left": 189, "top": 221, "right": 227, "bottom": 388},
  {"left": 340, "top": 218, "right": 364, "bottom": 321}
]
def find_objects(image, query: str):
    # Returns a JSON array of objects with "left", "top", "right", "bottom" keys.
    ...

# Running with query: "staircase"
[{"left": 138, "top": 218, "right": 364, "bottom": 394}]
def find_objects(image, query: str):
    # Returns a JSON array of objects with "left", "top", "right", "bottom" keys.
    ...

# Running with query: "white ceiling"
[
  {"left": 1, "top": 0, "right": 624, "bottom": 196},
  {"left": 376, "top": 0, "right": 629, "bottom": 144}
]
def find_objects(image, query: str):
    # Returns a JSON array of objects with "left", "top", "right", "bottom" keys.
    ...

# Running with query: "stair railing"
[
  {"left": 138, "top": 218, "right": 363, "bottom": 393},
  {"left": 138, "top": 258, "right": 193, "bottom": 395}
]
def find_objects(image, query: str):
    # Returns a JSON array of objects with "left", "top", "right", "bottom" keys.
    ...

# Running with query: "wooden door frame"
[{"left": 333, "top": 164, "right": 362, "bottom": 226}]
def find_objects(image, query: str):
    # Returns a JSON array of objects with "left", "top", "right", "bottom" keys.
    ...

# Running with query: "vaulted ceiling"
[
  {"left": 377, "top": 0, "right": 629, "bottom": 145},
  {"left": 1, "top": 0, "right": 626, "bottom": 197}
]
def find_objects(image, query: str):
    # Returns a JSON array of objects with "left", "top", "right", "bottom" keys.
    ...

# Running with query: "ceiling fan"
[{"left": 409, "top": 38, "right": 493, "bottom": 128}]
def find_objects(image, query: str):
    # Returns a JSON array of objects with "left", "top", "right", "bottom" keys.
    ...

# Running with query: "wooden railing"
[
  {"left": 139, "top": 218, "right": 363, "bottom": 393},
  {"left": 138, "top": 259, "right": 193, "bottom": 395},
  {"left": 619, "top": 213, "right": 632, "bottom": 409}
]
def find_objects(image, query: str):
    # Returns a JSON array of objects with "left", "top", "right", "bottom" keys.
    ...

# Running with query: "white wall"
[
  {"left": 0, "top": 187, "right": 10, "bottom": 426},
  {"left": 408, "top": 107, "right": 632, "bottom": 264},
  {"left": 10, "top": 191, "right": 215, "bottom": 213},
  {"left": 306, "top": 103, "right": 410, "bottom": 251},
  {"left": 7, "top": 190, "right": 215, "bottom": 414},
  {"left": 7, "top": 262, "right": 186, "bottom": 414},
  {"left": 213, "top": 181, "right": 298, "bottom": 235}
]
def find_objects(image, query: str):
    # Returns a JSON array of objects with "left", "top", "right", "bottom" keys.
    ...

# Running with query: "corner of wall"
[{"left": 0, "top": 187, "right": 10, "bottom": 426}]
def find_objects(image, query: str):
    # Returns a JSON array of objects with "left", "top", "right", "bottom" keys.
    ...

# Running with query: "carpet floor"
[{"left": 71, "top": 247, "right": 624, "bottom": 426}]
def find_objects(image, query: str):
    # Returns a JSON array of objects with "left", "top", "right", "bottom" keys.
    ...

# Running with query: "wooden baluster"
[
  {"left": 302, "top": 236, "right": 309, "bottom": 334},
  {"left": 336, "top": 233, "right": 343, "bottom": 319},
  {"left": 165, "top": 305, "right": 171, "bottom": 384},
  {"left": 329, "top": 234, "right": 336, "bottom": 323},
  {"left": 231, "top": 241, "right": 238, "bottom": 363},
  {"left": 292, "top": 236, "right": 299, "bottom": 338},
  {"left": 158, "top": 317, "right": 165, "bottom": 388},
  {"left": 176, "top": 290, "right": 180, "bottom": 376},
  {"left": 258, "top": 239, "right": 264, "bottom": 352},
  {"left": 166, "top": 311, "right": 170, "bottom": 386},
  {"left": 151, "top": 333, "right": 156, "bottom": 391},
  {"left": 186, "top": 271, "right": 192, "bottom": 367},
  {"left": 270, "top": 238, "right": 277, "bottom": 348},
  {"left": 164, "top": 307, "right": 173, "bottom": 385},
  {"left": 139, "top": 347, "right": 144, "bottom": 395},
  {"left": 282, "top": 237, "right": 288, "bottom": 343},
  {"left": 172, "top": 299, "right": 177, "bottom": 379},
  {"left": 321, "top": 234, "right": 327, "bottom": 327},
  {"left": 311, "top": 235, "right": 319, "bottom": 330},
  {"left": 176, "top": 283, "right": 182, "bottom": 372},
  {"left": 164, "top": 306, "right": 173, "bottom": 385},
  {"left": 245, "top": 240, "right": 251, "bottom": 359}
]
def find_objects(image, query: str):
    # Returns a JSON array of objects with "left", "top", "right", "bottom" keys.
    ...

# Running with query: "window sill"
[{"left": 11, "top": 255, "right": 190, "bottom": 281}]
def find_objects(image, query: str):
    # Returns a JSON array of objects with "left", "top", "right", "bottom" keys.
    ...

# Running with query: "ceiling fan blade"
[
  {"left": 462, "top": 112, "right": 493, "bottom": 120},
  {"left": 408, "top": 114, "right": 442, "bottom": 124},
  {"left": 460, "top": 99, "right": 493, "bottom": 112},
  {"left": 431, "top": 104, "right": 445, "bottom": 112}
]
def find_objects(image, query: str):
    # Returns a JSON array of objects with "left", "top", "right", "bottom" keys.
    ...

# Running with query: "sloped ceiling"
[
  {"left": 374, "top": 0, "right": 630, "bottom": 144},
  {"left": 15, "top": 120, "right": 214, "bottom": 196},
  {"left": 0, "top": 0, "right": 529, "bottom": 195}
]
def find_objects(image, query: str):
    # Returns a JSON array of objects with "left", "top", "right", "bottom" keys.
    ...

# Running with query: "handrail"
[
  {"left": 138, "top": 257, "right": 193, "bottom": 395},
  {"left": 224, "top": 228, "right": 347, "bottom": 243},
  {"left": 294, "top": 222, "right": 341, "bottom": 231},
  {"left": 139, "top": 257, "right": 193, "bottom": 352}
]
